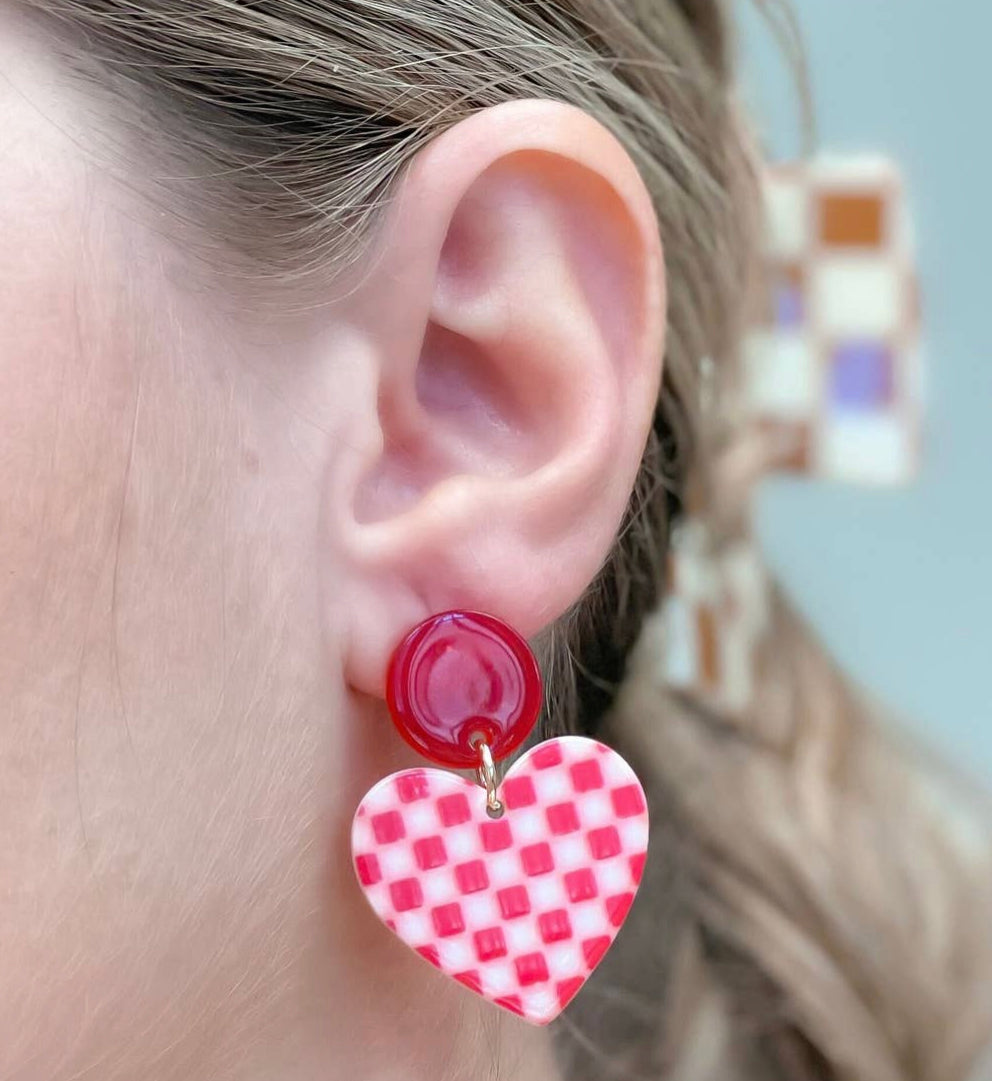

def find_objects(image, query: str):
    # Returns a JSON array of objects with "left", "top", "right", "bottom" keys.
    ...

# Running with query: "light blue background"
[{"left": 739, "top": 2, "right": 992, "bottom": 780}]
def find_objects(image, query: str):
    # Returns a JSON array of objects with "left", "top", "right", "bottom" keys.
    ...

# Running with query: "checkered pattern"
[
  {"left": 656, "top": 155, "right": 927, "bottom": 720},
  {"left": 744, "top": 154, "right": 923, "bottom": 484},
  {"left": 658, "top": 521, "right": 771, "bottom": 717},
  {"left": 352, "top": 736, "right": 648, "bottom": 1025}
]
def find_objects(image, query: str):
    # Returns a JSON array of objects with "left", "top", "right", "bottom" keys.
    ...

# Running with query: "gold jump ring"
[{"left": 475, "top": 740, "right": 504, "bottom": 819}]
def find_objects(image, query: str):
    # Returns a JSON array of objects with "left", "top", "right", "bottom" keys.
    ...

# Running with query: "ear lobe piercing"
[{"left": 351, "top": 609, "right": 649, "bottom": 1025}]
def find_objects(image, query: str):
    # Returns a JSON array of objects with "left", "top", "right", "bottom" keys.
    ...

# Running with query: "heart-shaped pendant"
[{"left": 351, "top": 735, "right": 648, "bottom": 1025}]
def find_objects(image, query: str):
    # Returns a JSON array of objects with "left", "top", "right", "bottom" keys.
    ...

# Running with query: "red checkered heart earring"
[{"left": 351, "top": 610, "right": 649, "bottom": 1025}]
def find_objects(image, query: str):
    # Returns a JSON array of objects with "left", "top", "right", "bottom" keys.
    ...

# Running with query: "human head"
[
  {"left": 0, "top": 1, "right": 759, "bottom": 1075},
  {"left": 14, "top": 5, "right": 988, "bottom": 1081}
]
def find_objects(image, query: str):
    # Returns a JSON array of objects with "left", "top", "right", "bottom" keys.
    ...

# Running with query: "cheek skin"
[
  {"left": 0, "top": 46, "right": 335, "bottom": 1076},
  {"left": 0, "top": 52, "right": 415, "bottom": 1076},
  {"left": 0, "top": 40, "right": 395, "bottom": 1068},
  {"left": 0, "top": 215, "right": 296, "bottom": 1079},
  {"left": 0, "top": 10, "right": 139, "bottom": 651},
  {"left": 0, "top": 37, "right": 141, "bottom": 894},
  {"left": 0, "top": 200, "right": 466, "bottom": 1074}
]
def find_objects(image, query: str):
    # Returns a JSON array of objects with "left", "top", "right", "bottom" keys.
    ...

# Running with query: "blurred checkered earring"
[{"left": 351, "top": 610, "right": 649, "bottom": 1025}]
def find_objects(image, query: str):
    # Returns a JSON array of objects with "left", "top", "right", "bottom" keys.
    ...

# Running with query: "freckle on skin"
[{"left": 243, "top": 450, "right": 260, "bottom": 474}]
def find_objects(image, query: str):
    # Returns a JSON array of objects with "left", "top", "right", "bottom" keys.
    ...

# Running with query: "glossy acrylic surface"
[
  {"left": 352, "top": 736, "right": 649, "bottom": 1024},
  {"left": 386, "top": 611, "right": 542, "bottom": 768}
]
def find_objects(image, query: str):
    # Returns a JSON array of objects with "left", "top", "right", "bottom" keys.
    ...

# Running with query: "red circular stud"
[{"left": 386, "top": 611, "right": 542, "bottom": 769}]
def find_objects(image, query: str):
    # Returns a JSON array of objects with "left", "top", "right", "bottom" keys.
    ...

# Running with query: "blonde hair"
[{"left": 24, "top": 1, "right": 992, "bottom": 1078}]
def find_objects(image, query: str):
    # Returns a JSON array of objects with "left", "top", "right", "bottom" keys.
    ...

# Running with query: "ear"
[{"left": 331, "top": 98, "right": 666, "bottom": 698}]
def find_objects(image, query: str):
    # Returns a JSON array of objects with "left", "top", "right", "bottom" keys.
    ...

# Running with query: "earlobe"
[{"left": 329, "top": 98, "right": 666, "bottom": 699}]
